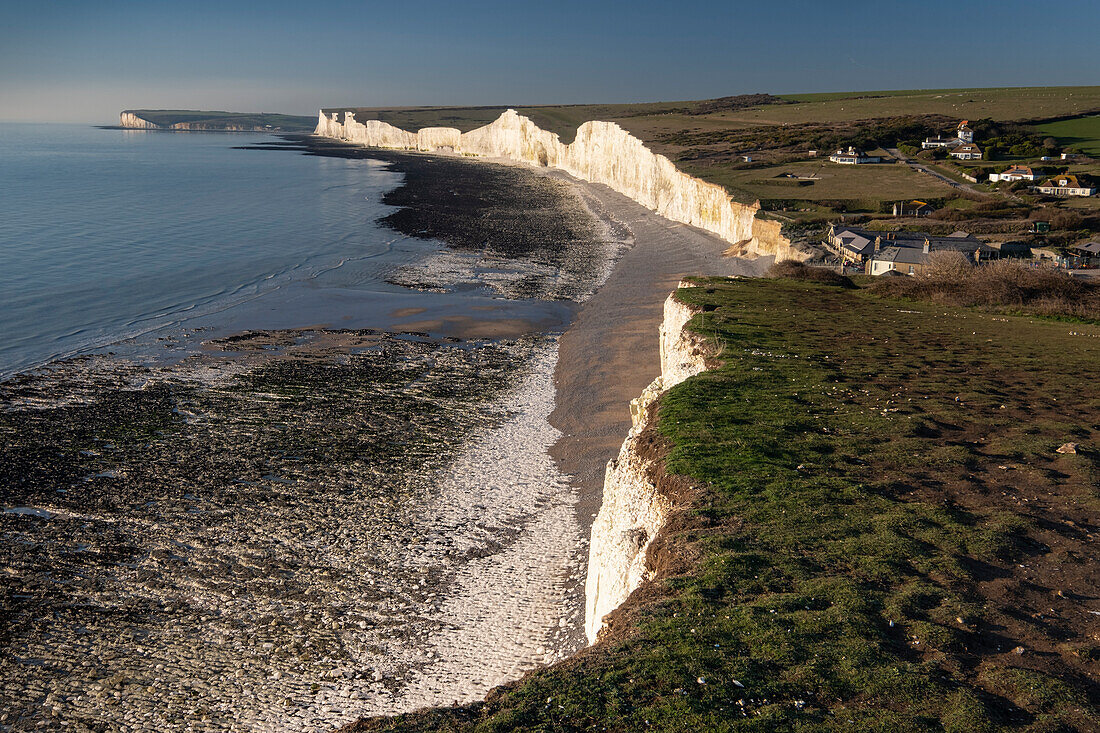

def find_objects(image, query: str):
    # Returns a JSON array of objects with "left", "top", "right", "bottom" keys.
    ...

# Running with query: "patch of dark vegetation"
[
  {"left": 768, "top": 259, "right": 857, "bottom": 288},
  {"left": 661, "top": 114, "right": 954, "bottom": 157},
  {"left": 871, "top": 255, "right": 1100, "bottom": 320},
  {"left": 342, "top": 278, "right": 1100, "bottom": 731},
  {"left": 678, "top": 94, "right": 788, "bottom": 116}
]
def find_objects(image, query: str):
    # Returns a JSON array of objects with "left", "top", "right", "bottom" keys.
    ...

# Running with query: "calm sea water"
[{"left": 0, "top": 124, "right": 414, "bottom": 379}]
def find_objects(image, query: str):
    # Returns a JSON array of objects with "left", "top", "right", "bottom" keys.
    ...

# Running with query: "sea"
[
  {"left": 0, "top": 123, "right": 442, "bottom": 379},
  {"left": 0, "top": 123, "right": 605, "bottom": 731}
]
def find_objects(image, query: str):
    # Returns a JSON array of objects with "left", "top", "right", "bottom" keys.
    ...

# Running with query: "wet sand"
[{"left": 545, "top": 171, "right": 772, "bottom": 523}]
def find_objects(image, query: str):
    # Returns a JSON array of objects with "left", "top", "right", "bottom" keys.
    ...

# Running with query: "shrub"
[
  {"left": 768, "top": 260, "right": 857, "bottom": 288},
  {"left": 871, "top": 258, "right": 1100, "bottom": 318}
]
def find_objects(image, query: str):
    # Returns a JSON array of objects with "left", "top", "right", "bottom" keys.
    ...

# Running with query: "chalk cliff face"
[
  {"left": 314, "top": 110, "right": 807, "bottom": 260},
  {"left": 119, "top": 112, "right": 160, "bottom": 129},
  {"left": 119, "top": 112, "right": 275, "bottom": 132},
  {"left": 584, "top": 287, "right": 709, "bottom": 644}
]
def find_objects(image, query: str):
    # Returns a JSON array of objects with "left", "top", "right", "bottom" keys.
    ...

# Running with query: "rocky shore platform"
[
  {"left": 0, "top": 327, "right": 588, "bottom": 731},
  {"left": 1, "top": 142, "right": 628, "bottom": 732}
]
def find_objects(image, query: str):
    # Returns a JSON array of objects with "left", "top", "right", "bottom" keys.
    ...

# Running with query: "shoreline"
[
  {"left": 287, "top": 134, "right": 777, "bottom": 729},
  {"left": 2, "top": 131, "right": 770, "bottom": 731},
  {"left": 0, "top": 138, "right": 619, "bottom": 731}
]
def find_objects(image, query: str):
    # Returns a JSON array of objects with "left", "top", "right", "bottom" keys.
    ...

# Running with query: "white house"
[
  {"left": 950, "top": 143, "right": 983, "bottom": 160},
  {"left": 829, "top": 146, "right": 881, "bottom": 164},
  {"left": 1034, "top": 174, "right": 1097, "bottom": 197},
  {"left": 922, "top": 121, "right": 975, "bottom": 150},
  {"left": 989, "top": 165, "right": 1036, "bottom": 182}
]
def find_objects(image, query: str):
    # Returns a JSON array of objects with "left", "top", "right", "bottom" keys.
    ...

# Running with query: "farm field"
[
  {"left": 1035, "top": 115, "right": 1100, "bottom": 157},
  {"left": 680, "top": 159, "right": 954, "bottom": 207},
  {"left": 328, "top": 87, "right": 1100, "bottom": 144}
]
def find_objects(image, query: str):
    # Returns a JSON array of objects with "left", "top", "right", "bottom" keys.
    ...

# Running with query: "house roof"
[
  {"left": 1074, "top": 242, "right": 1100, "bottom": 256},
  {"left": 835, "top": 226, "right": 987, "bottom": 249},
  {"left": 1040, "top": 174, "right": 1083, "bottom": 188},
  {"left": 952, "top": 143, "right": 982, "bottom": 154},
  {"left": 1004, "top": 165, "right": 1034, "bottom": 175},
  {"left": 875, "top": 246, "right": 930, "bottom": 265}
]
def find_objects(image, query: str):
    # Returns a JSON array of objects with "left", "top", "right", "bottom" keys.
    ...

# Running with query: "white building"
[
  {"left": 829, "top": 146, "right": 881, "bottom": 164},
  {"left": 1034, "top": 174, "right": 1097, "bottom": 197},
  {"left": 922, "top": 120, "right": 974, "bottom": 149},
  {"left": 950, "top": 143, "right": 983, "bottom": 160},
  {"left": 989, "top": 165, "right": 1036, "bottom": 182}
]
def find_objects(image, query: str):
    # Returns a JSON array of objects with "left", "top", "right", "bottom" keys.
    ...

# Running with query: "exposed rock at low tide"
[{"left": 0, "top": 329, "right": 583, "bottom": 731}]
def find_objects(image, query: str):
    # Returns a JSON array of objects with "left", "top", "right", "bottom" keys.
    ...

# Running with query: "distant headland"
[{"left": 113, "top": 110, "right": 316, "bottom": 132}]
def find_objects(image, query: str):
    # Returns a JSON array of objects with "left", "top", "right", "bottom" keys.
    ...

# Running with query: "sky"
[{"left": 1, "top": 0, "right": 1098, "bottom": 123}]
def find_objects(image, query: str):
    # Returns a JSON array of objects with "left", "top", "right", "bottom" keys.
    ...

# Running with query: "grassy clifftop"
[{"left": 344, "top": 276, "right": 1099, "bottom": 731}]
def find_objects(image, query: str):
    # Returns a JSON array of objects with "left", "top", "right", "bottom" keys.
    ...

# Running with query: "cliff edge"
[
  {"left": 314, "top": 109, "right": 810, "bottom": 261},
  {"left": 584, "top": 286, "right": 709, "bottom": 643}
]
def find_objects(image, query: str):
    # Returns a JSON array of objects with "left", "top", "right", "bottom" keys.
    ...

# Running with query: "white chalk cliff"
[
  {"left": 314, "top": 110, "right": 807, "bottom": 260},
  {"left": 583, "top": 286, "right": 709, "bottom": 644},
  {"left": 119, "top": 112, "right": 160, "bottom": 129}
]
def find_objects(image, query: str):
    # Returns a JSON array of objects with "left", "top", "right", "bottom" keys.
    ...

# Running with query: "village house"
[
  {"left": 949, "top": 143, "right": 983, "bottom": 160},
  {"left": 922, "top": 121, "right": 974, "bottom": 149},
  {"left": 1069, "top": 241, "right": 1100, "bottom": 267},
  {"left": 892, "top": 200, "right": 935, "bottom": 217},
  {"left": 988, "top": 165, "right": 1036, "bottom": 183},
  {"left": 826, "top": 225, "right": 997, "bottom": 273},
  {"left": 866, "top": 233, "right": 998, "bottom": 276},
  {"left": 1033, "top": 174, "right": 1097, "bottom": 197},
  {"left": 829, "top": 146, "right": 881, "bottom": 164},
  {"left": 868, "top": 245, "right": 933, "bottom": 276}
]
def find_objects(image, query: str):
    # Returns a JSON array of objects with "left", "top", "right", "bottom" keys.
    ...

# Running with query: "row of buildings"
[
  {"left": 988, "top": 166, "right": 1096, "bottom": 196},
  {"left": 827, "top": 225, "right": 1000, "bottom": 276},
  {"left": 922, "top": 121, "right": 984, "bottom": 160}
]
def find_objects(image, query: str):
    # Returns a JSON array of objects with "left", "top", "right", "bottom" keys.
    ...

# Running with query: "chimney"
[
  {"left": 923, "top": 239, "right": 930, "bottom": 254},
  {"left": 874, "top": 236, "right": 881, "bottom": 253}
]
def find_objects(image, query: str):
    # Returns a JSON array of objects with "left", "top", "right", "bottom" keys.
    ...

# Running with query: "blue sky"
[{"left": 2, "top": 0, "right": 1097, "bottom": 123}]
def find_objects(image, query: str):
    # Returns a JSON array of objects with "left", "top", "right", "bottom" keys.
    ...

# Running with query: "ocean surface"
[
  {"left": 0, "top": 123, "right": 426, "bottom": 379},
  {"left": 1, "top": 124, "right": 611, "bottom": 730}
]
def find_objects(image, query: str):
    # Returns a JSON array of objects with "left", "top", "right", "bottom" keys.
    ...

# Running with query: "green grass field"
[
  {"left": 1035, "top": 116, "right": 1100, "bottom": 157},
  {"left": 680, "top": 160, "right": 953, "bottom": 207},
  {"left": 346, "top": 276, "right": 1100, "bottom": 733}
]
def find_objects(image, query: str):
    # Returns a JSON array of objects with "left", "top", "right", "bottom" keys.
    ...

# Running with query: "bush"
[
  {"left": 768, "top": 260, "right": 857, "bottom": 288},
  {"left": 871, "top": 258, "right": 1100, "bottom": 318}
]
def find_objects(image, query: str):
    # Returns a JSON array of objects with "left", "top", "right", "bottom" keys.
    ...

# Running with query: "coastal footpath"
[{"left": 314, "top": 109, "right": 810, "bottom": 262}]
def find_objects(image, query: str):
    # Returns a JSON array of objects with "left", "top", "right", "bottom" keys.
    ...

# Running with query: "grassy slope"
[
  {"left": 124, "top": 110, "right": 316, "bottom": 131},
  {"left": 1034, "top": 116, "right": 1100, "bottom": 157},
  {"left": 347, "top": 278, "right": 1099, "bottom": 732}
]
